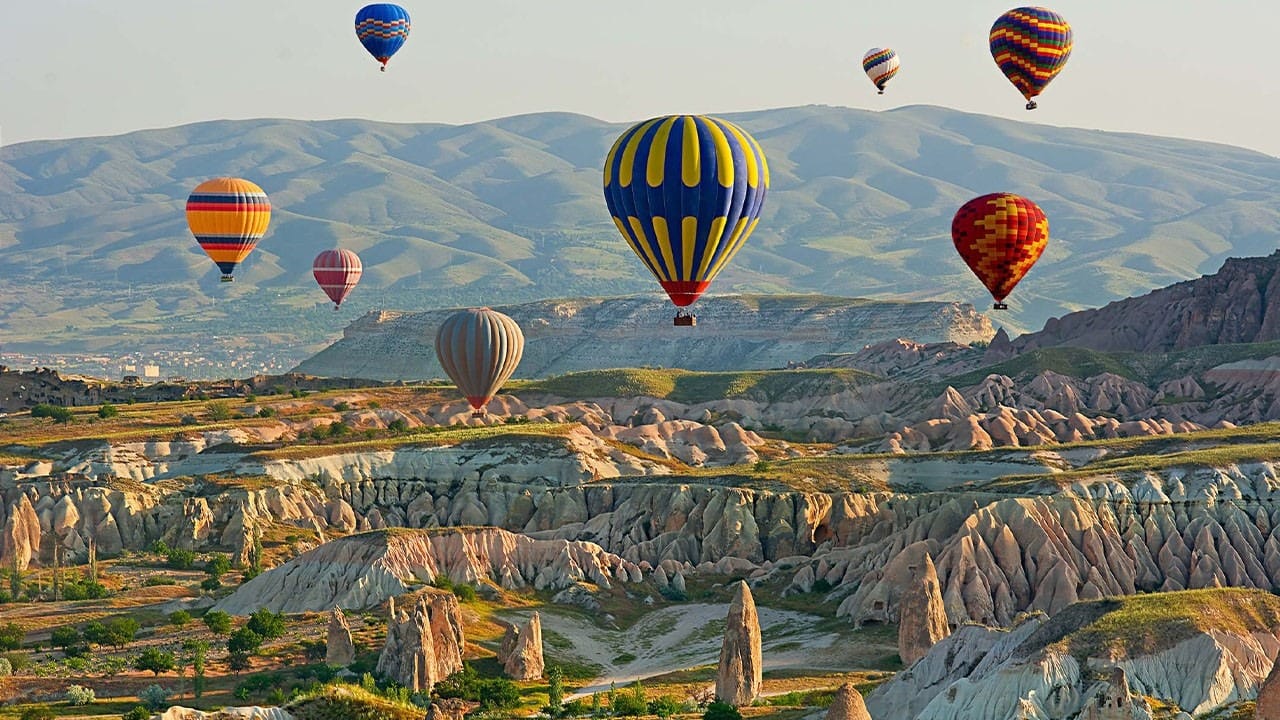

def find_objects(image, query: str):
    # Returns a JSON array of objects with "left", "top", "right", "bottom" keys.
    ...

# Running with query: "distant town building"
[{"left": 143, "top": 365, "right": 161, "bottom": 378}]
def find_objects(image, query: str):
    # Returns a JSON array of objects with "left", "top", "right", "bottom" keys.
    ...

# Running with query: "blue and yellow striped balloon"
[{"left": 603, "top": 115, "right": 769, "bottom": 308}]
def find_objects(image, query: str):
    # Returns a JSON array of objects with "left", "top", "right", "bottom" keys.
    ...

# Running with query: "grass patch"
[
  {"left": 522, "top": 368, "right": 878, "bottom": 404},
  {"left": 244, "top": 423, "right": 576, "bottom": 461}
]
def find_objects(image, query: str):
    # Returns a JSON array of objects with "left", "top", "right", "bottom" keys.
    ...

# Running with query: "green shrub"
[
  {"left": 333, "top": 402, "right": 351, "bottom": 412},
  {"left": 453, "top": 584, "right": 477, "bottom": 602},
  {"left": 98, "top": 404, "right": 119, "bottom": 419},
  {"left": 703, "top": 701, "right": 742, "bottom": 720},
  {"left": 179, "top": 414, "right": 198, "bottom": 426},
  {"left": 388, "top": 418, "right": 409, "bottom": 433},
  {"left": 200, "top": 577, "right": 222, "bottom": 592},
  {"left": 144, "top": 576, "right": 176, "bottom": 587},
  {"left": 51, "top": 626, "right": 80, "bottom": 650},
  {"left": 138, "top": 684, "right": 169, "bottom": 711},
  {"left": 610, "top": 683, "right": 648, "bottom": 716},
  {"left": 0, "top": 622, "right": 23, "bottom": 650},
  {"left": 168, "top": 610, "right": 191, "bottom": 627},
  {"left": 134, "top": 647, "right": 176, "bottom": 676},
  {"left": 122, "top": 706, "right": 150, "bottom": 720},
  {"left": 203, "top": 610, "right": 233, "bottom": 634},
  {"left": 0, "top": 657, "right": 11, "bottom": 676},
  {"left": 205, "top": 555, "right": 232, "bottom": 579},
  {"left": 246, "top": 609, "right": 286, "bottom": 640},
  {"left": 228, "top": 628, "right": 263, "bottom": 655},
  {"left": 165, "top": 548, "right": 196, "bottom": 570},
  {"left": 20, "top": 706, "right": 54, "bottom": 720},
  {"left": 206, "top": 401, "right": 231, "bottom": 421},
  {"left": 65, "top": 684, "right": 95, "bottom": 705}
]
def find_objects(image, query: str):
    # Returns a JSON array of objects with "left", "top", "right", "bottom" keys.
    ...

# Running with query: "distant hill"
[
  {"left": 292, "top": 294, "right": 993, "bottom": 381},
  {"left": 5, "top": 105, "right": 1280, "bottom": 356}
]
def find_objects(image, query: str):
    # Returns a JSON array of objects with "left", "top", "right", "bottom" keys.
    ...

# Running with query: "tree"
[
  {"left": 206, "top": 401, "right": 231, "bottom": 421},
  {"left": 227, "top": 651, "right": 252, "bottom": 674},
  {"left": 168, "top": 610, "right": 191, "bottom": 627},
  {"left": 134, "top": 647, "right": 176, "bottom": 676},
  {"left": 51, "top": 626, "right": 80, "bottom": 651},
  {"left": 202, "top": 610, "right": 232, "bottom": 634},
  {"left": 246, "top": 609, "right": 285, "bottom": 640},
  {"left": 703, "top": 701, "right": 742, "bottom": 720},
  {"left": 122, "top": 707, "right": 150, "bottom": 720},
  {"left": 610, "top": 683, "right": 648, "bottom": 717},
  {"left": 103, "top": 617, "right": 139, "bottom": 649},
  {"left": 477, "top": 679, "right": 521, "bottom": 710},
  {"left": 227, "top": 628, "right": 262, "bottom": 656},
  {"left": 546, "top": 666, "right": 564, "bottom": 717},
  {"left": 0, "top": 622, "right": 23, "bottom": 651},
  {"left": 98, "top": 403, "right": 119, "bottom": 419},
  {"left": 184, "top": 639, "right": 209, "bottom": 699},
  {"left": 205, "top": 555, "right": 232, "bottom": 579},
  {"left": 200, "top": 577, "right": 222, "bottom": 593},
  {"left": 19, "top": 706, "right": 54, "bottom": 720}
]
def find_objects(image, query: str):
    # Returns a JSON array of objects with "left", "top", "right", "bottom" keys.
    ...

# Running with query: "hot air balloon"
[
  {"left": 185, "top": 178, "right": 271, "bottom": 283},
  {"left": 435, "top": 308, "right": 524, "bottom": 417},
  {"left": 862, "top": 48, "right": 900, "bottom": 94},
  {"left": 990, "top": 7, "right": 1072, "bottom": 110},
  {"left": 313, "top": 249, "right": 363, "bottom": 309},
  {"left": 355, "top": 4, "right": 411, "bottom": 71},
  {"left": 952, "top": 193, "right": 1048, "bottom": 309},
  {"left": 603, "top": 115, "right": 769, "bottom": 325}
]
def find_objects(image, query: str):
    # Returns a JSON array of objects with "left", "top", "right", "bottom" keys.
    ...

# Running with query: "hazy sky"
[{"left": 2, "top": 1, "right": 1277, "bottom": 155}]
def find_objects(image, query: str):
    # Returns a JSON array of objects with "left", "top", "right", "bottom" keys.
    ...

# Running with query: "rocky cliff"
[
  {"left": 1003, "top": 252, "right": 1280, "bottom": 354},
  {"left": 867, "top": 589, "right": 1280, "bottom": 719},
  {"left": 293, "top": 296, "right": 994, "bottom": 381}
]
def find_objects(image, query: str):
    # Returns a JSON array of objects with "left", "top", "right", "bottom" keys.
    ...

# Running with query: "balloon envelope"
[
  {"left": 185, "top": 178, "right": 270, "bottom": 281},
  {"left": 603, "top": 115, "right": 769, "bottom": 308},
  {"left": 435, "top": 308, "right": 525, "bottom": 413},
  {"left": 862, "top": 48, "right": 900, "bottom": 93},
  {"left": 313, "top": 249, "right": 363, "bottom": 308},
  {"left": 355, "top": 3, "right": 411, "bottom": 69},
  {"left": 990, "top": 7, "right": 1072, "bottom": 108},
  {"left": 952, "top": 193, "right": 1048, "bottom": 306}
]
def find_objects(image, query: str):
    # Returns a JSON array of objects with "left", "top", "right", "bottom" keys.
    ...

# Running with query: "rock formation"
[
  {"left": 425, "top": 698, "right": 476, "bottom": 720},
  {"left": 155, "top": 708, "right": 293, "bottom": 720},
  {"left": 1259, "top": 657, "right": 1280, "bottom": 720},
  {"left": 497, "top": 612, "right": 544, "bottom": 680},
  {"left": 1079, "top": 667, "right": 1145, "bottom": 720},
  {"left": 325, "top": 607, "right": 355, "bottom": 667},
  {"left": 294, "top": 296, "right": 993, "bottom": 381},
  {"left": 897, "top": 553, "right": 951, "bottom": 666},
  {"left": 715, "top": 581, "right": 762, "bottom": 707},
  {"left": 215, "top": 527, "right": 642, "bottom": 614},
  {"left": 825, "top": 682, "right": 871, "bottom": 720},
  {"left": 375, "top": 592, "right": 465, "bottom": 693}
]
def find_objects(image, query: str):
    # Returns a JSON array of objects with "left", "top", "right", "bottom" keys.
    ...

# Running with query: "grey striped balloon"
[{"left": 435, "top": 308, "right": 525, "bottom": 413}]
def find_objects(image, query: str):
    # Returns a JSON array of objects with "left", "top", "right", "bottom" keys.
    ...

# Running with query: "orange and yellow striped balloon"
[{"left": 185, "top": 178, "right": 271, "bottom": 282}]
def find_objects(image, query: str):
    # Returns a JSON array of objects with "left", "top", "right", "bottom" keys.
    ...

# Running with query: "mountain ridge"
[{"left": 5, "top": 104, "right": 1280, "bottom": 360}]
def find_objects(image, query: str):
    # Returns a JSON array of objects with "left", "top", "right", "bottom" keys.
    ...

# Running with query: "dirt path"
[{"left": 498, "top": 603, "right": 875, "bottom": 700}]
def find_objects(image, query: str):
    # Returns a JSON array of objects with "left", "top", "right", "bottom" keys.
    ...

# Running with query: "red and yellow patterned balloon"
[{"left": 951, "top": 193, "right": 1048, "bottom": 309}]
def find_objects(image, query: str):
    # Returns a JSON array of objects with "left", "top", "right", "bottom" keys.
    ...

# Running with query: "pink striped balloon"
[{"left": 312, "top": 249, "right": 363, "bottom": 309}]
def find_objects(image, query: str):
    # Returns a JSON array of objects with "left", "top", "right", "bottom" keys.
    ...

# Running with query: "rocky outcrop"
[
  {"left": 898, "top": 554, "right": 950, "bottom": 666},
  {"left": 425, "top": 698, "right": 476, "bottom": 720},
  {"left": 1009, "top": 252, "right": 1280, "bottom": 354},
  {"left": 715, "top": 581, "right": 763, "bottom": 707},
  {"left": 869, "top": 590, "right": 1279, "bottom": 718},
  {"left": 825, "top": 683, "right": 871, "bottom": 720},
  {"left": 294, "top": 296, "right": 994, "bottom": 381},
  {"left": 1259, "top": 656, "right": 1280, "bottom": 719},
  {"left": 214, "top": 528, "right": 642, "bottom": 614},
  {"left": 325, "top": 608, "right": 356, "bottom": 667},
  {"left": 375, "top": 591, "right": 463, "bottom": 694},
  {"left": 497, "top": 612, "right": 544, "bottom": 680},
  {"left": 155, "top": 707, "right": 293, "bottom": 720}
]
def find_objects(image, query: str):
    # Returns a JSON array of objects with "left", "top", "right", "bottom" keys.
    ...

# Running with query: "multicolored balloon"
[
  {"left": 313, "top": 249, "right": 363, "bottom": 309},
  {"left": 861, "top": 48, "right": 900, "bottom": 94},
  {"left": 603, "top": 115, "right": 769, "bottom": 311},
  {"left": 990, "top": 7, "right": 1072, "bottom": 110},
  {"left": 951, "top": 193, "right": 1048, "bottom": 309},
  {"left": 185, "top": 178, "right": 271, "bottom": 283},
  {"left": 435, "top": 308, "right": 525, "bottom": 416},
  {"left": 355, "top": 4, "right": 411, "bottom": 71}
]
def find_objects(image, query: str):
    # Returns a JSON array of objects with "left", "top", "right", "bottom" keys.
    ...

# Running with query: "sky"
[{"left": 1, "top": 1, "right": 1277, "bottom": 155}]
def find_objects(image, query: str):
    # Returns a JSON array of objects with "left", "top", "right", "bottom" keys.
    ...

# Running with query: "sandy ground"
[{"left": 499, "top": 603, "right": 880, "bottom": 699}]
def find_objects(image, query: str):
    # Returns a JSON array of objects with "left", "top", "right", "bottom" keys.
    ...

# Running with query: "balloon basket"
[
  {"left": 220, "top": 276, "right": 234, "bottom": 283},
  {"left": 1025, "top": 101, "right": 1037, "bottom": 110},
  {"left": 471, "top": 410, "right": 486, "bottom": 418},
  {"left": 673, "top": 314, "right": 696, "bottom": 327},
  {"left": 993, "top": 302, "right": 1009, "bottom": 310}
]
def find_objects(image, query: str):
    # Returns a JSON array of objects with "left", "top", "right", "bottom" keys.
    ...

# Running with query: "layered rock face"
[
  {"left": 375, "top": 592, "right": 465, "bottom": 693},
  {"left": 897, "top": 554, "right": 951, "bottom": 666},
  {"left": 155, "top": 708, "right": 293, "bottom": 720},
  {"left": 294, "top": 296, "right": 994, "bottom": 381},
  {"left": 325, "top": 608, "right": 356, "bottom": 666},
  {"left": 497, "top": 612, "right": 544, "bottom": 680},
  {"left": 1005, "top": 252, "right": 1280, "bottom": 354},
  {"left": 1259, "top": 657, "right": 1280, "bottom": 719},
  {"left": 715, "top": 581, "right": 763, "bottom": 707},
  {"left": 214, "top": 528, "right": 643, "bottom": 613}
]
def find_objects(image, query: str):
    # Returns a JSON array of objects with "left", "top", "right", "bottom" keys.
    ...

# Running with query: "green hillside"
[
  {"left": 519, "top": 367, "right": 880, "bottom": 404},
  {"left": 6, "top": 105, "right": 1280, "bottom": 357}
]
